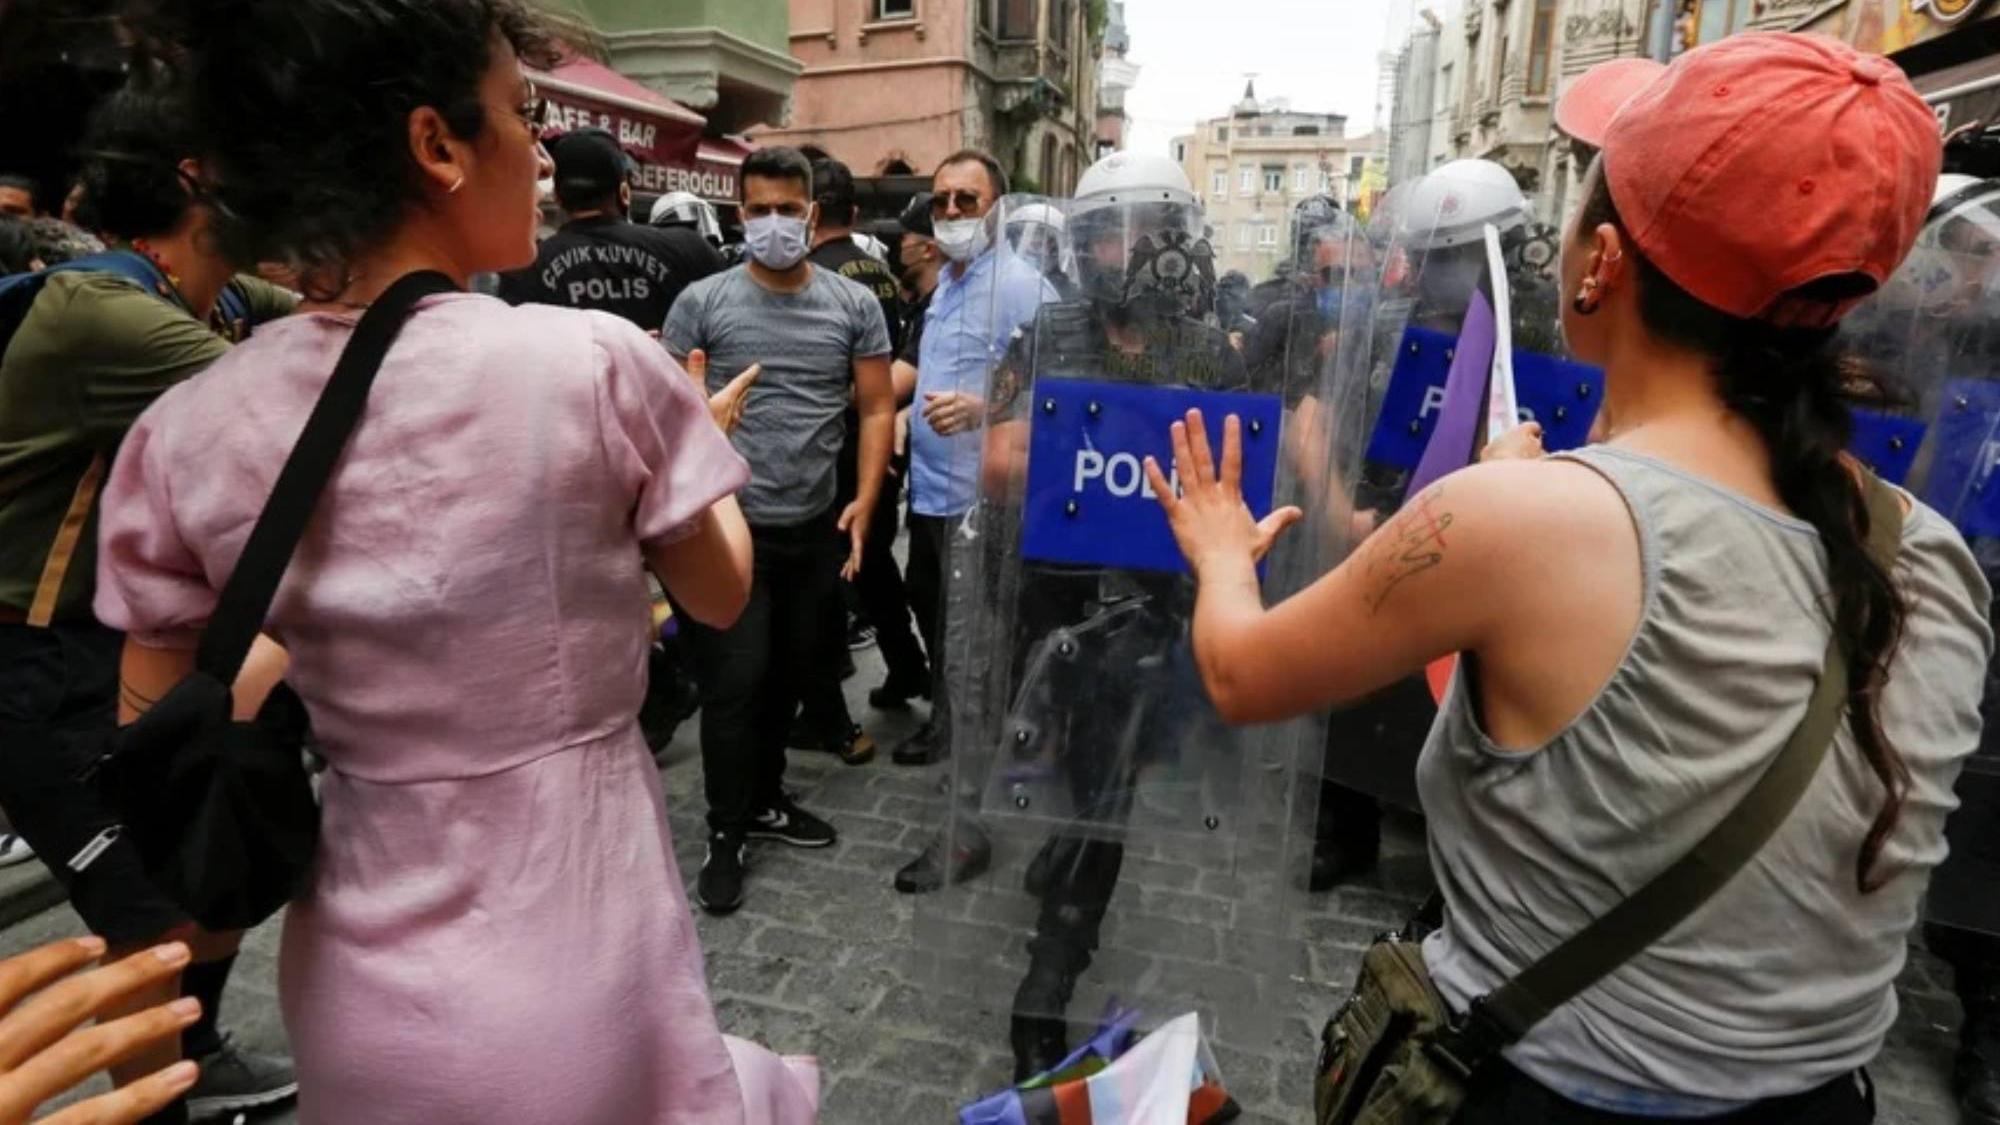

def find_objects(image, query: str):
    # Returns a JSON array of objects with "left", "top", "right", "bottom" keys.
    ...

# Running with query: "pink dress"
[{"left": 94, "top": 295, "right": 778, "bottom": 1123}]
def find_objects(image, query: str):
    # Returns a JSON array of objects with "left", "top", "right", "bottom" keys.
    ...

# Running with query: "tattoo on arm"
[{"left": 1361, "top": 484, "right": 1454, "bottom": 615}]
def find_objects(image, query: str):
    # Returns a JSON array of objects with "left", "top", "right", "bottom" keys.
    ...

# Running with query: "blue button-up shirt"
[{"left": 910, "top": 250, "right": 1056, "bottom": 517}]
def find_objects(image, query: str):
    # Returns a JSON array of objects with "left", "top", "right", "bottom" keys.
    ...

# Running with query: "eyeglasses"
[
  {"left": 515, "top": 90, "right": 551, "bottom": 140},
  {"left": 930, "top": 190, "right": 986, "bottom": 217}
]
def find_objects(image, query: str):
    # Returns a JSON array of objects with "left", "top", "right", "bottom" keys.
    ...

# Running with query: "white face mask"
[
  {"left": 934, "top": 217, "right": 988, "bottom": 263},
  {"left": 744, "top": 213, "right": 811, "bottom": 270}
]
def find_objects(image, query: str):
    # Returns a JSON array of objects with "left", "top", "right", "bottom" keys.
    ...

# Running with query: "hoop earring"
[{"left": 446, "top": 176, "right": 466, "bottom": 196}]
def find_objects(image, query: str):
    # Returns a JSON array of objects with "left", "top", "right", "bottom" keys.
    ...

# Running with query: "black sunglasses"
[{"left": 930, "top": 190, "right": 985, "bottom": 217}]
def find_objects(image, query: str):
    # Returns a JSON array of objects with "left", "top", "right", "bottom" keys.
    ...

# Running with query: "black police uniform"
[{"left": 986, "top": 300, "right": 1253, "bottom": 1076}]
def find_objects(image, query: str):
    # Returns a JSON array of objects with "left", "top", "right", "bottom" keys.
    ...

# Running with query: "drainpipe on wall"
[{"left": 1647, "top": 0, "right": 1677, "bottom": 62}]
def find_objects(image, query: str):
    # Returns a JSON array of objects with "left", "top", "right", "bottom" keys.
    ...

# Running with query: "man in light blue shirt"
[{"left": 892, "top": 150, "right": 1055, "bottom": 891}]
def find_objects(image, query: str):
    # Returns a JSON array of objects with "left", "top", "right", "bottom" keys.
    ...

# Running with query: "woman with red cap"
[{"left": 1152, "top": 32, "right": 1989, "bottom": 1122}]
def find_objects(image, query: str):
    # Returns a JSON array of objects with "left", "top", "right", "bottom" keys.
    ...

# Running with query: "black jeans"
[
  {"left": 798, "top": 465, "right": 929, "bottom": 739},
  {"left": 682, "top": 515, "right": 839, "bottom": 834},
  {"left": 855, "top": 469, "right": 928, "bottom": 685},
  {"left": 906, "top": 511, "right": 954, "bottom": 741},
  {"left": 1456, "top": 1062, "right": 1873, "bottom": 1124},
  {"left": 0, "top": 623, "right": 187, "bottom": 943}
]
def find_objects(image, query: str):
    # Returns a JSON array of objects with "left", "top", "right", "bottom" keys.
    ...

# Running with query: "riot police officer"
[{"left": 972, "top": 152, "right": 1255, "bottom": 1079}]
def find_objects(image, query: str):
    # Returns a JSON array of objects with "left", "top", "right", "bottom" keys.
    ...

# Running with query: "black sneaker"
[
  {"left": 747, "top": 797, "right": 836, "bottom": 848},
  {"left": 696, "top": 831, "right": 748, "bottom": 914},
  {"left": 186, "top": 1032, "right": 298, "bottom": 1121}
]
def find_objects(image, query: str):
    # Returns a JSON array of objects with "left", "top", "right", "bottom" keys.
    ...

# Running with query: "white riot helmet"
[
  {"left": 1004, "top": 201, "right": 1070, "bottom": 275},
  {"left": 1074, "top": 151, "right": 1199, "bottom": 207},
  {"left": 850, "top": 230, "right": 890, "bottom": 262},
  {"left": 1396, "top": 159, "right": 1529, "bottom": 251},
  {"left": 1068, "top": 151, "right": 1213, "bottom": 320},
  {"left": 649, "top": 191, "right": 723, "bottom": 246}
]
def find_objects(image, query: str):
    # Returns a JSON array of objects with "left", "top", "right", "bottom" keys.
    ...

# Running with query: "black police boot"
[
  {"left": 1023, "top": 834, "right": 1083, "bottom": 898},
  {"left": 1010, "top": 952, "right": 1084, "bottom": 1082}
]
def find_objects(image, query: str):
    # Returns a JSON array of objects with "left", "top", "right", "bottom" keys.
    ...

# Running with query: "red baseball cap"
[
  {"left": 1601, "top": 33, "right": 1941, "bottom": 326},
  {"left": 1554, "top": 59, "right": 1665, "bottom": 148}
]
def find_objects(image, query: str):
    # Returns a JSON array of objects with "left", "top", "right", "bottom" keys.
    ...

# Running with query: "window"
[
  {"left": 1258, "top": 224, "right": 1279, "bottom": 248},
  {"left": 1041, "top": 135, "right": 1058, "bottom": 189},
  {"left": 1349, "top": 155, "right": 1366, "bottom": 179},
  {"left": 1263, "top": 167, "right": 1284, "bottom": 194},
  {"left": 1173, "top": 141, "right": 1187, "bottom": 163},
  {"left": 1293, "top": 125, "right": 1320, "bottom": 136},
  {"left": 1216, "top": 125, "right": 1229, "bottom": 142},
  {"left": 998, "top": 0, "right": 1034, "bottom": 39},
  {"left": 1293, "top": 165, "right": 1311, "bottom": 192},
  {"left": 1236, "top": 223, "right": 1254, "bottom": 248},
  {"left": 1440, "top": 62, "right": 1455, "bottom": 114},
  {"left": 1211, "top": 168, "right": 1228, "bottom": 198},
  {"left": 1526, "top": 0, "right": 1556, "bottom": 96},
  {"left": 876, "top": 0, "right": 914, "bottom": 17},
  {"left": 1052, "top": 0, "right": 1070, "bottom": 47},
  {"left": 979, "top": 0, "right": 992, "bottom": 31},
  {"left": 1239, "top": 165, "right": 1255, "bottom": 192}
]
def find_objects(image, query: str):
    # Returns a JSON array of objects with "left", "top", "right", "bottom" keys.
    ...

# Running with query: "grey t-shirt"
[
  {"left": 1418, "top": 446, "right": 1993, "bottom": 1114},
  {"left": 664, "top": 264, "right": 890, "bottom": 526}
]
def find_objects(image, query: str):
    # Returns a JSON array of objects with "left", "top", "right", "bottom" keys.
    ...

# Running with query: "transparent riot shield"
[
  {"left": 1295, "top": 164, "right": 1604, "bottom": 814},
  {"left": 910, "top": 185, "right": 1324, "bottom": 1088},
  {"left": 1849, "top": 179, "right": 2000, "bottom": 940}
]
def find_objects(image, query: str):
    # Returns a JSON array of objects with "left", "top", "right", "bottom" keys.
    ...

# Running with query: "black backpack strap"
[
  {"left": 1428, "top": 472, "right": 1907, "bottom": 1074},
  {"left": 194, "top": 273, "right": 458, "bottom": 682}
]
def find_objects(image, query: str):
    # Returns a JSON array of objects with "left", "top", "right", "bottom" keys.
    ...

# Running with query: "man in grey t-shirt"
[{"left": 663, "top": 146, "right": 895, "bottom": 915}]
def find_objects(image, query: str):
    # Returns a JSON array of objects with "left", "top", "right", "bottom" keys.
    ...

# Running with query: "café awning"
[{"left": 532, "top": 56, "right": 704, "bottom": 169}]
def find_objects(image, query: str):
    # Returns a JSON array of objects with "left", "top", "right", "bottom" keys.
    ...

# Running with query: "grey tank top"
[{"left": 1417, "top": 446, "right": 1993, "bottom": 1116}]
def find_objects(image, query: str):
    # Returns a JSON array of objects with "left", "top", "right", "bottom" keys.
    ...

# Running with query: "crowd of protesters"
[{"left": 0, "top": 0, "right": 1995, "bottom": 1123}]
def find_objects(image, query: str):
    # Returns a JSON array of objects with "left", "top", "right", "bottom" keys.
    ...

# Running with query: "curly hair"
[
  {"left": 72, "top": 80, "right": 199, "bottom": 242},
  {"left": 142, "top": 0, "right": 559, "bottom": 297},
  {"left": 25, "top": 217, "right": 104, "bottom": 265}
]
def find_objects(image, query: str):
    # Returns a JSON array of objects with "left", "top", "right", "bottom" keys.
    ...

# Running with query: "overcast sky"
[{"left": 1122, "top": 0, "right": 1409, "bottom": 156}]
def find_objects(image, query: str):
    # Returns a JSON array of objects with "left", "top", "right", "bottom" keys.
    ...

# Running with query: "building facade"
[
  {"left": 1172, "top": 84, "right": 1351, "bottom": 281},
  {"left": 759, "top": 0, "right": 1100, "bottom": 195},
  {"left": 1095, "top": 1, "right": 1138, "bottom": 158},
  {"left": 535, "top": 0, "right": 801, "bottom": 133},
  {"left": 1392, "top": 0, "right": 2000, "bottom": 227}
]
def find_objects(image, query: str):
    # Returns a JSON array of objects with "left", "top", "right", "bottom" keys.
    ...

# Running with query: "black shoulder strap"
[
  {"left": 1438, "top": 472, "right": 1907, "bottom": 1067},
  {"left": 195, "top": 272, "right": 458, "bottom": 681}
]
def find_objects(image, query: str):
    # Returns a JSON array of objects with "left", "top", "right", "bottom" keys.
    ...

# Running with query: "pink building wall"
[{"left": 760, "top": 0, "right": 983, "bottom": 175}]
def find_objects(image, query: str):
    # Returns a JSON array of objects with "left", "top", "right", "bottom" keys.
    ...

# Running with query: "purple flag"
[{"left": 1406, "top": 290, "right": 1497, "bottom": 498}]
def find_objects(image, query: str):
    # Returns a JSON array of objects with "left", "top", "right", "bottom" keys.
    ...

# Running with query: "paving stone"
[{"left": 0, "top": 637, "right": 1962, "bottom": 1123}]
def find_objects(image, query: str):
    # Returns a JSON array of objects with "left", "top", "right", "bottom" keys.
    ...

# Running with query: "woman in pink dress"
[{"left": 93, "top": 2, "right": 806, "bottom": 1120}]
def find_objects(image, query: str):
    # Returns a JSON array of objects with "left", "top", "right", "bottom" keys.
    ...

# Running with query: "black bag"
[{"left": 94, "top": 272, "right": 458, "bottom": 932}]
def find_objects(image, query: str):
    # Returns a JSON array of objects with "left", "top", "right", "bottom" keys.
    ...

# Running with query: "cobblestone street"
[{"left": 0, "top": 642, "right": 1970, "bottom": 1123}]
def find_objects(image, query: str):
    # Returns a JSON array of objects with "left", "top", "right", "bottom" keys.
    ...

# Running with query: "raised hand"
[
  {"left": 687, "top": 349, "right": 761, "bottom": 436},
  {"left": 1146, "top": 409, "right": 1302, "bottom": 578},
  {"left": 0, "top": 937, "right": 202, "bottom": 1124}
]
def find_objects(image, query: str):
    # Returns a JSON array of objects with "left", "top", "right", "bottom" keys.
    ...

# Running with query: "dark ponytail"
[{"left": 1579, "top": 178, "right": 1910, "bottom": 894}]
